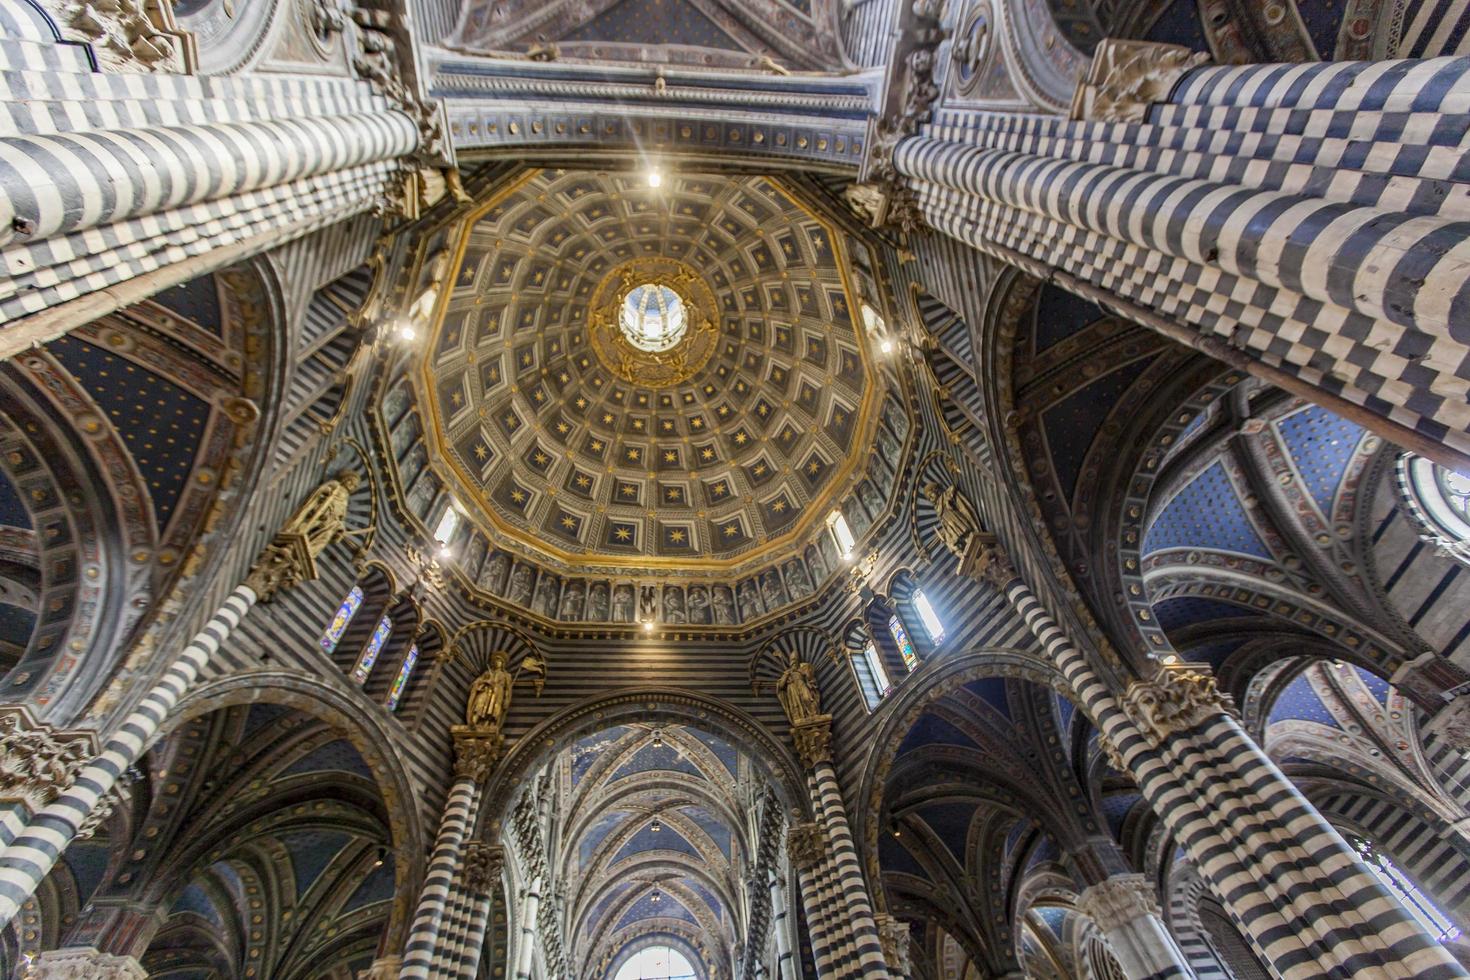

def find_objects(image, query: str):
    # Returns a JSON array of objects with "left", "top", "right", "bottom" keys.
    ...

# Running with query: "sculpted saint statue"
[
  {"left": 282, "top": 471, "right": 361, "bottom": 558},
  {"left": 922, "top": 481, "right": 983, "bottom": 561},
  {"left": 776, "top": 652, "right": 822, "bottom": 725},
  {"left": 466, "top": 651, "right": 514, "bottom": 732}
]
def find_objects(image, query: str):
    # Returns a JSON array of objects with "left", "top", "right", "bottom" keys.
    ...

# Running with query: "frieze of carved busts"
[
  {"left": 0, "top": 710, "right": 95, "bottom": 816},
  {"left": 1122, "top": 665, "right": 1236, "bottom": 745},
  {"left": 1070, "top": 39, "right": 1210, "bottom": 123},
  {"left": 1075, "top": 874, "right": 1162, "bottom": 932},
  {"left": 791, "top": 716, "right": 833, "bottom": 768},
  {"left": 787, "top": 821, "right": 826, "bottom": 869}
]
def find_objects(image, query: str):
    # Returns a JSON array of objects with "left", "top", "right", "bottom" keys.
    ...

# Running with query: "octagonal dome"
[{"left": 411, "top": 169, "right": 890, "bottom": 581}]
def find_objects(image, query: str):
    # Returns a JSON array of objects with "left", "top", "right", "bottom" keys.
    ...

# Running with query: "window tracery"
[{"left": 321, "top": 586, "right": 363, "bottom": 654}]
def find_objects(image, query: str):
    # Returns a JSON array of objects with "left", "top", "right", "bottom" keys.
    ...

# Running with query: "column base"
[{"left": 27, "top": 948, "right": 147, "bottom": 979}]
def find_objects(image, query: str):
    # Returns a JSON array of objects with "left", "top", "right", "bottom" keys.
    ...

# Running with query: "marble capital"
[
  {"left": 1070, "top": 39, "right": 1210, "bottom": 122},
  {"left": 787, "top": 821, "right": 826, "bottom": 869},
  {"left": 0, "top": 707, "right": 97, "bottom": 816},
  {"left": 1122, "top": 664, "right": 1235, "bottom": 746},
  {"left": 1075, "top": 874, "right": 1162, "bottom": 933},
  {"left": 451, "top": 725, "right": 504, "bottom": 782},
  {"left": 791, "top": 715, "right": 833, "bottom": 768}
]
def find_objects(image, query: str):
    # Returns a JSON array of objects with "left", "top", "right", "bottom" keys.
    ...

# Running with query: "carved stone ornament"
[
  {"left": 791, "top": 715, "right": 833, "bottom": 768},
  {"left": 26, "top": 948, "right": 147, "bottom": 979},
  {"left": 1075, "top": 874, "right": 1162, "bottom": 933},
  {"left": 787, "top": 821, "right": 826, "bottom": 869},
  {"left": 1425, "top": 698, "right": 1470, "bottom": 751},
  {"left": 0, "top": 708, "right": 96, "bottom": 816},
  {"left": 1122, "top": 665, "right": 1236, "bottom": 746},
  {"left": 39, "top": 0, "right": 195, "bottom": 73},
  {"left": 75, "top": 770, "right": 135, "bottom": 840},
  {"left": 1098, "top": 734, "right": 1128, "bottom": 775},
  {"left": 451, "top": 727, "right": 504, "bottom": 782},
  {"left": 1069, "top": 39, "right": 1210, "bottom": 123},
  {"left": 357, "top": 957, "right": 403, "bottom": 980},
  {"left": 464, "top": 842, "right": 504, "bottom": 894},
  {"left": 874, "top": 913, "right": 913, "bottom": 975},
  {"left": 245, "top": 471, "right": 363, "bottom": 601}
]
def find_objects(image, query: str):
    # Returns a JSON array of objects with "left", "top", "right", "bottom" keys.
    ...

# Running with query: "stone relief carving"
[
  {"left": 41, "top": 0, "right": 194, "bottom": 73},
  {"left": 0, "top": 710, "right": 95, "bottom": 816},
  {"left": 1069, "top": 39, "right": 1210, "bottom": 123},
  {"left": 1075, "top": 874, "right": 1163, "bottom": 932},
  {"left": 1122, "top": 665, "right": 1236, "bottom": 745}
]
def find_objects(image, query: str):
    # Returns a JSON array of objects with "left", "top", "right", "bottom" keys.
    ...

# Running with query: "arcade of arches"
[{"left": 6, "top": 0, "right": 1470, "bottom": 977}]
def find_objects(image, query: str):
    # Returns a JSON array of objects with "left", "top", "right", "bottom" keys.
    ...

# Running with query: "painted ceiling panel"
[
  {"left": 897, "top": 713, "right": 981, "bottom": 756},
  {"left": 281, "top": 739, "right": 374, "bottom": 780},
  {"left": 562, "top": 0, "right": 743, "bottom": 50},
  {"left": 1032, "top": 284, "right": 1105, "bottom": 353},
  {"left": 1003, "top": 818, "right": 1029, "bottom": 861},
  {"left": 878, "top": 833, "right": 929, "bottom": 879},
  {"left": 46, "top": 335, "right": 210, "bottom": 531},
  {"left": 149, "top": 274, "right": 222, "bottom": 336},
  {"left": 616, "top": 890, "right": 698, "bottom": 930},
  {"left": 613, "top": 823, "right": 702, "bottom": 863},
  {"left": 964, "top": 678, "right": 1012, "bottom": 720},
  {"left": 171, "top": 882, "right": 226, "bottom": 927},
  {"left": 610, "top": 742, "right": 706, "bottom": 782},
  {"left": 1143, "top": 461, "right": 1272, "bottom": 559},
  {"left": 679, "top": 805, "right": 732, "bottom": 858},
  {"left": 687, "top": 729, "right": 739, "bottom": 779},
  {"left": 1101, "top": 792, "right": 1141, "bottom": 839},
  {"left": 1274, "top": 406, "right": 1364, "bottom": 518},
  {"left": 580, "top": 812, "right": 630, "bottom": 869},
  {"left": 0, "top": 604, "right": 36, "bottom": 651},
  {"left": 0, "top": 470, "right": 31, "bottom": 528},
  {"left": 63, "top": 840, "right": 113, "bottom": 906},
  {"left": 278, "top": 829, "right": 351, "bottom": 898},
  {"left": 1355, "top": 666, "right": 1392, "bottom": 705},
  {"left": 573, "top": 726, "right": 632, "bottom": 784},
  {"left": 243, "top": 702, "right": 292, "bottom": 739},
  {"left": 1266, "top": 672, "right": 1341, "bottom": 729},
  {"left": 1054, "top": 693, "right": 1075, "bottom": 735},
  {"left": 1041, "top": 357, "right": 1155, "bottom": 502},
  {"left": 916, "top": 802, "right": 977, "bottom": 866},
  {"left": 343, "top": 861, "right": 397, "bottom": 912},
  {"left": 1153, "top": 597, "right": 1256, "bottom": 633}
]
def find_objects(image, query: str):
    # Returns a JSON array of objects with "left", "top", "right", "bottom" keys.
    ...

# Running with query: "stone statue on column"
[
  {"left": 245, "top": 471, "right": 365, "bottom": 601},
  {"left": 921, "top": 480, "right": 1013, "bottom": 587},
  {"left": 776, "top": 652, "right": 822, "bottom": 725},
  {"left": 466, "top": 651, "right": 515, "bottom": 734}
]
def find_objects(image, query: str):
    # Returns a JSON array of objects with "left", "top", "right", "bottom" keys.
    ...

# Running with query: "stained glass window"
[
  {"left": 856, "top": 639, "right": 891, "bottom": 710},
  {"left": 351, "top": 615, "right": 391, "bottom": 683},
  {"left": 387, "top": 644, "right": 418, "bottom": 710},
  {"left": 913, "top": 589, "right": 945, "bottom": 644},
  {"left": 321, "top": 586, "right": 363, "bottom": 654},
  {"left": 889, "top": 615, "right": 918, "bottom": 671}
]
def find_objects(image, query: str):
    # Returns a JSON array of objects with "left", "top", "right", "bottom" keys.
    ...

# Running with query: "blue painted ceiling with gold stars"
[{"left": 411, "top": 169, "right": 886, "bottom": 575}]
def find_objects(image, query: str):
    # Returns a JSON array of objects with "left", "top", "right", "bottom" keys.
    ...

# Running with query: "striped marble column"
[
  {"left": 511, "top": 876, "right": 543, "bottom": 980},
  {"left": 0, "top": 18, "right": 429, "bottom": 349},
  {"left": 444, "top": 842, "right": 501, "bottom": 980},
  {"left": 787, "top": 821, "right": 837, "bottom": 977},
  {"left": 770, "top": 871, "right": 798, "bottom": 980},
  {"left": 0, "top": 583, "right": 258, "bottom": 928},
  {"left": 400, "top": 731, "right": 498, "bottom": 980},
  {"left": 793, "top": 717, "right": 890, "bottom": 979},
  {"left": 972, "top": 545, "right": 1467, "bottom": 979},
  {"left": 892, "top": 49, "right": 1470, "bottom": 470}
]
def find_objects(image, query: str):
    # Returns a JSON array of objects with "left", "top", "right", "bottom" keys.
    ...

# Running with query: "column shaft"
[
  {"left": 0, "top": 584, "right": 258, "bottom": 927},
  {"left": 401, "top": 777, "right": 480, "bottom": 980},
  {"left": 893, "top": 55, "right": 1470, "bottom": 467},
  {"left": 770, "top": 873, "right": 797, "bottom": 980},
  {"left": 811, "top": 761, "right": 888, "bottom": 977},
  {"left": 998, "top": 573, "right": 1465, "bottom": 979},
  {"left": 513, "top": 879, "right": 542, "bottom": 980}
]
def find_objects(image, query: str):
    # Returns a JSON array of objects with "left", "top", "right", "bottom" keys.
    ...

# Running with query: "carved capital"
[
  {"left": 451, "top": 726, "right": 504, "bottom": 782},
  {"left": 874, "top": 913, "right": 913, "bottom": 975},
  {"left": 1098, "top": 734, "right": 1128, "bottom": 775},
  {"left": 76, "top": 770, "right": 135, "bottom": 840},
  {"left": 36, "top": 0, "right": 194, "bottom": 73},
  {"left": 243, "top": 533, "right": 314, "bottom": 602},
  {"left": 1075, "top": 874, "right": 1162, "bottom": 933},
  {"left": 0, "top": 708, "right": 97, "bottom": 816},
  {"left": 1070, "top": 39, "right": 1209, "bottom": 122},
  {"left": 464, "top": 842, "right": 504, "bottom": 894},
  {"left": 787, "top": 821, "right": 826, "bottom": 869},
  {"left": 791, "top": 715, "right": 833, "bottom": 768},
  {"left": 1122, "top": 665, "right": 1235, "bottom": 745},
  {"left": 966, "top": 538, "right": 1017, "bottom": 590}
]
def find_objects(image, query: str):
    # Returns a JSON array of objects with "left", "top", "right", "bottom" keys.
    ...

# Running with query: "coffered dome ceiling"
[{"left": 390, "top": 169, "right": 901, "bottom": 611}]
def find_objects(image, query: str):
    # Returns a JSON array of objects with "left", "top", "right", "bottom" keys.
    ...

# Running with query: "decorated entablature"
[{"left": 370, "top": 166, "right": 920, "bottom": 627}]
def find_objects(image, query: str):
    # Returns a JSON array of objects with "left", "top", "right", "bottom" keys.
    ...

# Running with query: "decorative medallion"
[{"left": 588, "top": 258, "right": 719, "bottom": 388}]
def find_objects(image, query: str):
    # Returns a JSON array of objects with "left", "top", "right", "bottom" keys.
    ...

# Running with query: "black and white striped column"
[
  {"left": 511, "top": 876, "right": 543, "bottom": 980},
  {"left": 0, "top": 584, "right": 258, "bottom": 927},
  {"left": 1074, "top": 874, "right": 1195, "bottom": 980},
  {"left": 894, "top": 54, "right": 1470, "bottom": 469},
  {"left": 400, "top": 731, "right": 498, "bottom": 980},
  {"left": 787, "top": 822, "right": 837, "bottom": 977},
  {"left": 988, "top": 557, "right": 1467, "bottom": 979}
]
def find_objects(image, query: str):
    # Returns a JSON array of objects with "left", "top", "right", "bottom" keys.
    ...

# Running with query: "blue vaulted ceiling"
[{"left": 1144, "top": 462, "right": 1271, "bottom": 559}]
